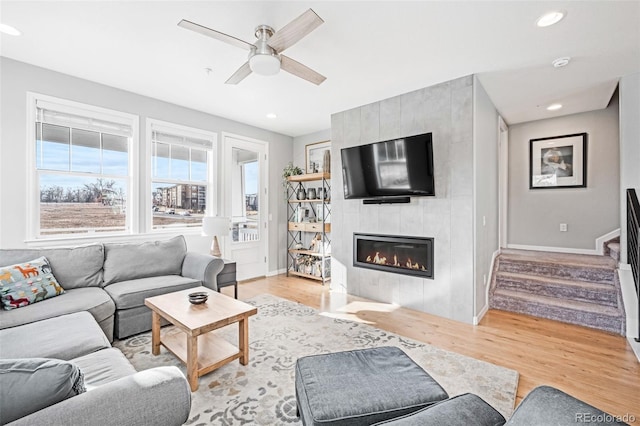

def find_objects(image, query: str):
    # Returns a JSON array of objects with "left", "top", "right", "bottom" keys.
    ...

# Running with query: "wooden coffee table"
[{"left": 144, "top": 286, "right": 257, "bottom": 391}]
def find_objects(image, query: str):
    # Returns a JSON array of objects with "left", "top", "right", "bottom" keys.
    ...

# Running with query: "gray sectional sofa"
[
  {"left": 0, "top": 311, "right": 191, "bottom": 425},
  {"left": 0, "top": 235, "right": 224, "bottom": 341},
  {"left": 0, "top": 235, "right": 223, "bottom": 425}
]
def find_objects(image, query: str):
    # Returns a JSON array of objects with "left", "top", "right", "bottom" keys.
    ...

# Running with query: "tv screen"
[{"left": 341, "top": 133, "right": 434, "bottom": 200}]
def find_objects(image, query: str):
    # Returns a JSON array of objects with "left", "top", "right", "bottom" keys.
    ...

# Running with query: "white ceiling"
[{"left": 1, "top": 1, "right": 638, "bottom": 137}]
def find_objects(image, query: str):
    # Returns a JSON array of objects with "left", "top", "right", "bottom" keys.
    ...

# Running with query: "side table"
[{"left": 217, "top": 258, "right": 238, "bottom": 299}]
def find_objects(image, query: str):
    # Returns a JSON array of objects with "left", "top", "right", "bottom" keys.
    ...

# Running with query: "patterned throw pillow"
[{"left": 0, "top": 256, "right": 65, "bottom": 310}]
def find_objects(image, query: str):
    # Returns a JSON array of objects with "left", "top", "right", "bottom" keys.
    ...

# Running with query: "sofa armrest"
[
  {"left": 505, "top": 386, "right": 628, "bottom": 426},
  {"left": 181, "top": 252, "right": 225, "bottom": 291},
  {"left": 7, "top": 366, "right": 191, "bottom": 426}
]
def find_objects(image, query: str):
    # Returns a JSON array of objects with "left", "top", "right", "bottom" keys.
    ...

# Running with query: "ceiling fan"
[{"left": 178, "top": 9, "right": 326, "bottom": 85}]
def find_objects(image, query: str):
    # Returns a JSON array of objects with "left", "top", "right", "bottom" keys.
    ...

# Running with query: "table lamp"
[{"left": 202, "top": 216, "right": 230, "bottom": 257}]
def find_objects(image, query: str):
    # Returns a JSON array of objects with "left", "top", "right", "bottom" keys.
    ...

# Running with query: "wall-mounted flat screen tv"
[{"left": 341, "top": 132, "right": 434, "bottom": 200}]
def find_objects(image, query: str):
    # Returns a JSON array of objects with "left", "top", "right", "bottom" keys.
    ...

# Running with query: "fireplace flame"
[{"left": 364, "top": 252, "right": 427, "bottom": 271}]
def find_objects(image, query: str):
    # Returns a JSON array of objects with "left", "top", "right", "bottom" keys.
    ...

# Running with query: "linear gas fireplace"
[{"left": 353, "top": 233, "right": 434, "bottom": 279}]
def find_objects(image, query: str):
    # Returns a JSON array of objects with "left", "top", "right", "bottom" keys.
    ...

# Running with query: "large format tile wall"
[{"left": 330, "top": 75, "right": 475, "bottom": 323}]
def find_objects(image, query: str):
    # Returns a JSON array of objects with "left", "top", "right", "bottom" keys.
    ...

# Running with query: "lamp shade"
[{"left": 202, "top": 216, "right": 230, "bottom": 237}]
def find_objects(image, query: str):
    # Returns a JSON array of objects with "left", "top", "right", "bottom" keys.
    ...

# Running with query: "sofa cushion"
[
  {"left": 372, "top": 394, "right": 506, "bottom": 426},
  {"left": 0, "top": 256, "right": 65, "bottom": 310},
  {"left": 104, "top": 275, "right": 201, "bottom": 309},
  {"left": 71, "top": 348, "right": 137, "bottom": 389},
  {"left": 0, "top": 287, "right": 115, "bottom": 334},
  {"left": 0, "top": 244, "right": 104, "bottom": 289},
  {"left": 103, "top": 236, "right": 187, "bottom": 286},
  {"left": 0, "top": 311, "right": 111, "bottom": 360},
  {"left": 0, "top": 358, "right": 85, "bottom": 424}
]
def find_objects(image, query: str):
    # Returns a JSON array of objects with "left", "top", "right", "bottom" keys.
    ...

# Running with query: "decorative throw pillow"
[
  {"left": 0, "top": 358, "right": 86, "bottom": 424},
  {"left": 0, "top": 256, "right": 65, "bottom": 310}
]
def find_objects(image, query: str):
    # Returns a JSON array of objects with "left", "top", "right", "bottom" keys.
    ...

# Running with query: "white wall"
[
  {"left": 473, "top": 76, "right": 500, "bottom": 317},
  {"left": 0, "top": 58, "right": 293, "bottom": 275},
  {"left": 507, "top": 94, "right": 620, "bottom": 251},
  {"left": 619, "top": 72, "right": 640, "bottom": 264}
]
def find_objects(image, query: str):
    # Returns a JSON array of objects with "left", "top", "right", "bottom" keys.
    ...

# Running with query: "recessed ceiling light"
[
  {"left": 266, "top": 113, "right": 277, "bottom": 119},
  {"left": 536, "top": 11, "right": 566, "bottom": 27},
  {"left": 547, "top": 103, "right": 563, "bottom": 111},
  {"left": 552, "top": 57, "right": 571, "bottom": 68},
  {"left": 0, "top": 23, "right": 21, "bottom": 36}
]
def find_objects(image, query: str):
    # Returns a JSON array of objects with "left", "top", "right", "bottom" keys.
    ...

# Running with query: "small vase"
[
  {"left": 323, "top": 150, "right": 331, "bottom": 174},
  {"left": 308, "top": 188, "right": 317, "bottom": 200},
  {"left": 297, "top": 187, "right": 306, "bottom": 200}
]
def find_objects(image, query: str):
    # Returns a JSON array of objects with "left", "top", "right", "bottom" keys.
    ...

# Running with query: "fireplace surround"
[{"left": 353, "top": 233, "right": 434, "bottom": 279}]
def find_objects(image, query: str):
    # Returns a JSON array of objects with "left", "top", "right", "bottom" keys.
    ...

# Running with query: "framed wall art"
[
  {"left": 305, "top": 140, "right": 331, "bottom": 174},
  {"left": 529, "top": 133, "right": 587, "bottom": 189}
]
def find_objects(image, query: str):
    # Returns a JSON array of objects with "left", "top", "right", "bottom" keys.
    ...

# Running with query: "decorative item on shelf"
[
  {"left": 323, "top": 149, "right": 331, "bottom": 174},
  {"left": 307, "top": 188, "right": 317, "bottom": 200},
  {"left": 297, "top": 187, "right": 307, "bottom": 200},
  {"left": 309, "top": 233, "right": 322, "bottom": 252},
  {"left": 283, "top": 162, "right": 303, "bottom": 199},
  {"left": 202, "top": 216, "right": 230, "bottom": 257},
  {"left": 295, "top": 242, "right": 303, "bottom": 250},
  {"left": 188, "top": 291, "right": 208, "bottom": 305}
]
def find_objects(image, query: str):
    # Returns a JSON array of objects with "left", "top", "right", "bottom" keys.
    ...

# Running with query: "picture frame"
[
  {"left": 529, "top": 133, "right": 587, "bottom": 189},
  {"left": 305, "top": 140, "right": 331, "bottom": 174}
]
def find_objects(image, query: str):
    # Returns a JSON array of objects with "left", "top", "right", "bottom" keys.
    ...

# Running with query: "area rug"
[{"left": 114, "top": 294, "right": 519, "bottom": 425}]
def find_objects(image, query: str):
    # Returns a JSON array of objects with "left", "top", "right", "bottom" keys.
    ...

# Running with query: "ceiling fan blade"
[
  {"left": 178, "top": 19, "right": 253, "bottom": 51},
  {"left": 280, "top": 55, "right": 326, "bottom": 85},
  {"left": 267, "top": 9, "right": 323, "bottom": 53},
  {"left": 225, "top": 62, "right": 252, "bottom": 84}
]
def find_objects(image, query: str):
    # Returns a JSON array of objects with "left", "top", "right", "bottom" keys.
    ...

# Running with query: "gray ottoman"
[{"left": 295, "top": 346, "right": 449, "bottom": 426}]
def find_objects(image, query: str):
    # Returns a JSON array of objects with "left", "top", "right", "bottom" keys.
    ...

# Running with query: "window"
[
  {"left": 29, "top": 94, "right": 137, "bottom": 238},
  {"left": 148, "top": 119, "right": 216, "bottom": 230}
]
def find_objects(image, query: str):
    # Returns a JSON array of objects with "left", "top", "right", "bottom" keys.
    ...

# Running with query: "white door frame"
[
  {"left": 221, "top": 132, "right": 269, "bottom": 279},
  {"left": 498, "top": 116, "right": 509, "bottom": 248}
]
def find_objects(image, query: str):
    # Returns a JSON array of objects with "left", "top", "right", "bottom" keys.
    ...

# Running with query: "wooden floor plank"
[{"left": 223, "top": 274, "right": 639, "bottom": 420}]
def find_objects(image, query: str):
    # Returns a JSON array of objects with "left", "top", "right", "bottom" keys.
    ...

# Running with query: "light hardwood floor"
[{"left": 221, "top": 274, "right": 640, "bottom": 421}]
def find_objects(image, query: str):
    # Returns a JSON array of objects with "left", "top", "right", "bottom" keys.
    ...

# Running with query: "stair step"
[
  {"left": 494, "top": 271, "right": 618, "bottom": 307},
  {"left": 607, "top": 243, "right": 621, "bottom": 262},
  {"left": 498, "top": 257, "right": 616, "bottom": 284},
  {"left": 490, "top": 289, "right": 624, "bottom": 335}
]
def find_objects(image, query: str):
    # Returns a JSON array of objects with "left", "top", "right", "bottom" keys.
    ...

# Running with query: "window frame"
[
  {"left": 26, "top": 92, "right": 140, "bottom": 240},
  {"left": 145, "top": 118, "right": 217, "bottom": 233}
]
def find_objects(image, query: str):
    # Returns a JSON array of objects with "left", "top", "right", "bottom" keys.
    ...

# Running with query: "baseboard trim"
[
  {"left": 507, "top": 229, "right": 621, "bottom": 257},
  {"left": 477, "top": 249, "right": 500, "bottom": 326},
  {"left": 473, "top": 303, "right": 489, "bottom": 326},
  {"left": 267, "top": 268, "right": 287, "bottom": 277},
  {"left": 507, "top": 244, "right": 599, "bottom": 256}
]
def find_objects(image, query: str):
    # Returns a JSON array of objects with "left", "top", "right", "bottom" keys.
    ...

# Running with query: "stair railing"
[{"left": 627, "top": 188, "right": 640, "bottom": 342}]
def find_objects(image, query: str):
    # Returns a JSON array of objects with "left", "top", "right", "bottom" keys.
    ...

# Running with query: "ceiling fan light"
[{"left": 249, "top": 54, "right": 280, "bottom": 76}]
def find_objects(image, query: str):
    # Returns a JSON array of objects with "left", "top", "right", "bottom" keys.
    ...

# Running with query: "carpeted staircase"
[{"left": 489, "top": 249, "right": 625, "bottom": 335}]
